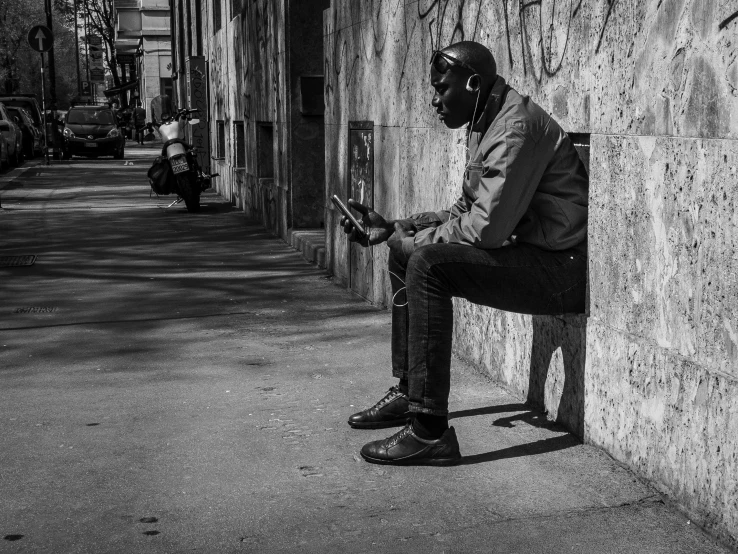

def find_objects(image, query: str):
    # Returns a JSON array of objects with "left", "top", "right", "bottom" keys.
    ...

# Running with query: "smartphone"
[{"left": 331, "top": 195, "right": 367, "bottom": 239}]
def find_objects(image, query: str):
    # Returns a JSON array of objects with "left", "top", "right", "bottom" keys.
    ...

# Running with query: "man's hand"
[
  {"left": 340, "top": 200, "right": 393, "bottom": 247},
  {"left": 387, "top": 221, "right": 416, "bottom": 259}
]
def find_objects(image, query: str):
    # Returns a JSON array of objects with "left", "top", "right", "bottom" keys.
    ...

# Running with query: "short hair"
[{"left": 441, "top": 41, "right": 497, "bottom": 78}]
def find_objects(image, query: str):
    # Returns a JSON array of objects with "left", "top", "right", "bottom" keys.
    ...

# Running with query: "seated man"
[{"left": 341, "top": 41, "right": 588, "bottom": 466}]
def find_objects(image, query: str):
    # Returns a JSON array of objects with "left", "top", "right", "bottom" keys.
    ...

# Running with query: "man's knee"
[{"left": 406, "top": 244, "right": 448, "bottom": 281}]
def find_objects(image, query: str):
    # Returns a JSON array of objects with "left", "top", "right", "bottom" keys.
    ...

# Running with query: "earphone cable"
[{"left": 464, "top": 86, "right": 482, "bottom": 172}]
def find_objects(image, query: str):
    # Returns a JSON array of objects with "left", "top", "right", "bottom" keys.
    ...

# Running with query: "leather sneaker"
[
  {"left": 360, "top": 423, "right": 462, "bottom": 466},
  {"left": 348, "top": 385, "right": 410, "bottom": 429}
]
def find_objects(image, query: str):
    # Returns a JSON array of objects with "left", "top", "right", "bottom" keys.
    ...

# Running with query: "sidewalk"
[{"left": 0, "top": 148, "right": 731, "bottom": 553}]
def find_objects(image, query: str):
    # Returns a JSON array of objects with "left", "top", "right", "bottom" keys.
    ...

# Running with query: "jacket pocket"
[{"left": 464, "top": 162, "right": 484, "bottom": 199}]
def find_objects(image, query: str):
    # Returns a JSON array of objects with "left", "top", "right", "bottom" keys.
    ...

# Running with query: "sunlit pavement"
[{"left": 0, "top": 142, "right": 731, "bottom": 553}]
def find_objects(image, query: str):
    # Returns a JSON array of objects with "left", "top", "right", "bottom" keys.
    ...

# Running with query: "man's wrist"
[{"left": 382, "top": 220, "right": 399, "bottom": 237}]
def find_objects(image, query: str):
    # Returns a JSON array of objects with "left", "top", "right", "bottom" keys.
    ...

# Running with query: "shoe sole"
[
  {"left": 360, "top": 451, "right": 461, "bottom": 466},
  {"left": 347, "top": 419, "right": 409, "bottom": 430}
]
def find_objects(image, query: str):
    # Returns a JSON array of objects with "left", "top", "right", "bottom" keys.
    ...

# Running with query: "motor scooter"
[{"left": 147, "top": 107, "right": 218, "bottom": 212}]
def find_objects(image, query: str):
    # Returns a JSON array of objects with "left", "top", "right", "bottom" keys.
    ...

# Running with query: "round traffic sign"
[{"left": 27, "top": 25, "right": 53, "bottom": 53}]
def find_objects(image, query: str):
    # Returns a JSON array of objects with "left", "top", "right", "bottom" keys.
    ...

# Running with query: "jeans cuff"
[
  {"left": 392, "top": 367, "right": 406, "bottom": 380},
  {"left": 408, "top": 402, "right": 448, "bottom": 417}
]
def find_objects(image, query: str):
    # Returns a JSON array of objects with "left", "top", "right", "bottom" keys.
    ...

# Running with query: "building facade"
[
  {"left": 114, "top": 0, "right": 172, "bottom": 112},
  {"left": 170, "top": 0, "right": 327, "bottom": 237}
]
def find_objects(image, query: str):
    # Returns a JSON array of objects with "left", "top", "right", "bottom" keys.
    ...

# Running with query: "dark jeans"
[{"left": 389, "top": 242, "right": 587, "bottom": 416}]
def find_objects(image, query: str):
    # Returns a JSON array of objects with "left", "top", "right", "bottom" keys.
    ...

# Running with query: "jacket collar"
[{"left": 469, "top": 75, "right": 509, "bottom": 135}]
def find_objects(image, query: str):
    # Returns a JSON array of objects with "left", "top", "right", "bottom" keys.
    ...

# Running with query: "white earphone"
[
  {"left": 464, "top": 74, "right": 483, "bottom": 171},
  {"left": 466, "top": 74, "right": 480, "bottom": 93}
]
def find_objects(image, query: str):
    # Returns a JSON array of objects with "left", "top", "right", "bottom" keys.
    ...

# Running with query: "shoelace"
[
  {"left": 385, "top": 424, "right": 413, "bottom": 448},
  {"left": 372, "top": 385, "right": 405, "bottom": 410}
]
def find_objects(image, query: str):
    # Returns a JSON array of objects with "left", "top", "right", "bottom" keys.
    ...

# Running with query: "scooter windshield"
[{"left": 159, "top": 122, "right": 183, "bottom": 141}]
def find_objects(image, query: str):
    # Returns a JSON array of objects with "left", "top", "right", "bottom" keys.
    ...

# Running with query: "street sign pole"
[
  {"left": 27, "top": 25, "right": 54, "bottom": 164},
  {"left": 73, "top": 0, "right": 81, "bottom": 95},
  {"left": 41, "top": 52, "right": 49, "bottom": 165},
  {"left": 44, "top": 0, "right": 57, "bottom": 109}
]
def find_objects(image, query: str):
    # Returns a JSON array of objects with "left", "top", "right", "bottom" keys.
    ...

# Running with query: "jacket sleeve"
[
  {"left": 447, "top": 193, "right": 469, "bottom": 219},
  {"left": 408, "top": 191, "right": 469, "bottom": 229},
  {"left": 408, "top": 120, "right": 551, "bottom": 252}
]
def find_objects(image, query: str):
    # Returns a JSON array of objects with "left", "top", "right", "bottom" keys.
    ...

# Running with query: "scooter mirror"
[{"left": 189, "top": 119, "right": 200, "bottom": 125}]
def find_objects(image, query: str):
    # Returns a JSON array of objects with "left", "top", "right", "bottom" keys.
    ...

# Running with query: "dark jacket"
[{"left": 402, "top": 75, "right": 589, "bottom": 258}]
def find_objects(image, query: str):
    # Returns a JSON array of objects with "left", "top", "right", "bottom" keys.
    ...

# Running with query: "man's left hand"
[{"left": 387, "top": 221, "right": 415, "bottom": 259}]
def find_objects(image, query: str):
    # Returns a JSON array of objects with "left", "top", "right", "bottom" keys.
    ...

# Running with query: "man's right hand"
[{"left": 340, "top": 200, "right": 416, "bottom": 247}]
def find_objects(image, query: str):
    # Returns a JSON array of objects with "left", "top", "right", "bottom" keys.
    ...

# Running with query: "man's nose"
[{"left": 431, "top": 95, "right": 440, "bottom": 108}]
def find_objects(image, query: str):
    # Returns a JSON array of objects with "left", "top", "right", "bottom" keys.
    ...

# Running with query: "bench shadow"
[
  {"left": 459, "top": 434, "right": 580, "bottom": 465},
  {"left": 450, "top": 403, "right": 581, "bottom": 466},
  {"left": 525, "top": 315, "right": 588, "bottom": 439}
]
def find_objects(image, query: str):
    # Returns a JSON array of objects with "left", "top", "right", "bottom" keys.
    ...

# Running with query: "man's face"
[{"left": 430, "top": 66, "right": 475, "bottom": 129}]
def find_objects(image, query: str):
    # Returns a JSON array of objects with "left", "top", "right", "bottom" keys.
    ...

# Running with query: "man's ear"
[{"left": 466, "top": 74, "right": 481, "bottom": 93}]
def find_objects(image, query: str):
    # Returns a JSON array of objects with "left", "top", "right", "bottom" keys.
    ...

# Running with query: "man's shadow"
[
  {"left": 450, "top": 279, "right": 589, "bottom": 465},
  {"left": 526, "top": 314, "right": 587, "bottom": 438},
  {"left": 449, "top": 403, "right": 582, "bottom": 465}
]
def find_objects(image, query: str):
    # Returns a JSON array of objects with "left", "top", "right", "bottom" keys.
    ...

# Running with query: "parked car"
[
  {"left": 6, "top": 106, "right": 42, "bottom": 158},
  {"left": 62, "top": 105, "right": 125, "bottom": 159},
  {"left": 0, "top": 102, "right": 23, "bottom": 166},
  {"left": 0, "top": 95, "right": 42, "bottom": 129},
  {"left": 0, "top": 128, "right": 8, "bottom": 169}
]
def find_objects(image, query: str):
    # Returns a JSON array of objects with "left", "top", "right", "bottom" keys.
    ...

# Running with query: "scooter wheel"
[{"left": 176, "top": 174, "right": 201, "bottom": 213}]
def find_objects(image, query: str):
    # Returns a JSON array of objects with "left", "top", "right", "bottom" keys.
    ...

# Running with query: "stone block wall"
[{"left": 323, "top": 0, "right": 738, "bottom": 546}]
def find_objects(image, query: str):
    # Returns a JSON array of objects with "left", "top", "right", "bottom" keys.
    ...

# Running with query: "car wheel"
[{"left": 62, "top": 149, "right": 71, "bottom": 160}]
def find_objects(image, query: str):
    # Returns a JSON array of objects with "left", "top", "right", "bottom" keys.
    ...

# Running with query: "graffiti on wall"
[{"left": 324, "top": 0, "right": 618, "bottom": 101}]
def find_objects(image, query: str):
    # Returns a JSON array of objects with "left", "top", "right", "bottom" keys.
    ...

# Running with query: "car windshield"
[
  {"left": 6, "top": 108, "right": 23, "bottom": 121},
  {"left": 67, "top": 110, "right": 115, "bottom": 125},
  {"left": 0, "top": 100, "right": 39, "bottom": 125}
]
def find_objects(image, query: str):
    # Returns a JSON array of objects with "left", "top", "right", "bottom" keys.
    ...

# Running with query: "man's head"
[{"left": 430, "top": 41, "right": 497, "bottom": 129}]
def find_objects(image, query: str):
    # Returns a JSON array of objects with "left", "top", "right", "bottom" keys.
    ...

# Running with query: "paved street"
[{"left": 0, "top": 145, "right": 731, "bottom": 553}]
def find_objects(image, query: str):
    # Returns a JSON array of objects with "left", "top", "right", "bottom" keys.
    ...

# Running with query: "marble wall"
[{"left": 324, "top": 0, "right": 738, "bottom": 546}]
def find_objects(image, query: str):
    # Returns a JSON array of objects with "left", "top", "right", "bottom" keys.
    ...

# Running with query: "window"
[
  {"left": 186, "top": 0, "right": 193, "bottom": 57},
  {"left": 213, "top": 0, "right": 222, "bottom": 33},
  {"left": 256, "top": 123, "right": 274, "bottom": 178},
  {"left": 67, "top": 109, "right": 115, "bottom": 125},
  {"left": 234, "top": 121, "right": 245, "bottom": 168},
  {"left": 177, "top": 0, "right": 186, "bottom": 72},
  {"left": 195, "top": 0, "right": 203, "bottom": 55},
  {"left": 215, "top": 120, "right": 225, "bottom": 159},
  {"left": 160, "top": 78, "right": 173, "bottom": 98},
  {"left": 299, "top": 75, "right": 325, "bottom": 115}
]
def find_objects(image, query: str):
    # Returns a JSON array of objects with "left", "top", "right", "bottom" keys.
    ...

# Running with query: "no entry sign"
[{"left": 27, "top": 25, "right": 53, "bottom": 53}]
